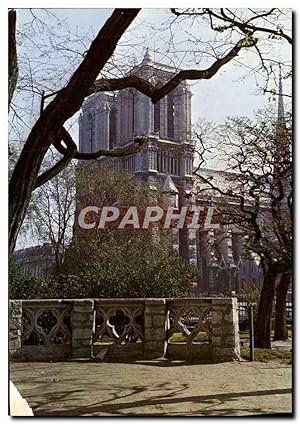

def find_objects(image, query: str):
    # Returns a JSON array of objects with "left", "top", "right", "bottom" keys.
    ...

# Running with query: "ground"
[{"left": 10, "top": 359, "right": 292, "bottom": 416}]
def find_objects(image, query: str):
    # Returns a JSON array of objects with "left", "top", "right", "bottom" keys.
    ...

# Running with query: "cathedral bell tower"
[{"left": 78, "top": 49, "right": 196, "bottom": 265}]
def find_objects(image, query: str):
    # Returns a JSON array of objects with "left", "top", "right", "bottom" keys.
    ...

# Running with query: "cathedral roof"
[
  {"left": 194, "top": 168, "right": 270, "bottom": 207},
  {"left": 194, "top": 168, "right": 245, "bottom": 200},
  {"left": 163, "top": 175, "right": 179, "bottom": 193}
]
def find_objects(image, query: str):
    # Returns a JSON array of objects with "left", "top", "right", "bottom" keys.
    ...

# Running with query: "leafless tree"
[
  {"left": 24, "top": 153, "right": 76, "bottom": 271},
  {"left": 9, "top": 10, "right": 18, "bottom": 107},
  {"left": 170, "top": 8, "right": 292, "bottom": 97},
  {"left": 193, "top": 109, "right": 292, "bottom": 348},
  {"left": 9, "top": 8, "right": 292, "bottom": 255}
]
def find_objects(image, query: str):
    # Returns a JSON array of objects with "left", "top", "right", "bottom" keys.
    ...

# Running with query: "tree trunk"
[
  {"left": 8, "top": 9, "right": 140, "bottom": 255},
  {"left": 9, "top": 10, "right": 18, "bottom": 107},
  {"left": 254, "top": 271, "right": 277, "bottom": 349},
  {"left": 274, "top": 273, "right": 290, "bottom": 341}
]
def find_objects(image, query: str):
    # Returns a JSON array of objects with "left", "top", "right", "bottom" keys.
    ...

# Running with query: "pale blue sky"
[
  {"left": 58, "top": 8, "right": 291, "bottom": 122},
  {"left": 17, "top": 8, "right": 292, "bottom": 127}
]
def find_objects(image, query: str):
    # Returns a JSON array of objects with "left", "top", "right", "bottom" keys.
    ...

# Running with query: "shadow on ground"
[
  {"left": 10, "top": 360, "right": 292, "bottom": 417},
  {"left": 31, "top": 387, "right": 292, "bottom": 416}
]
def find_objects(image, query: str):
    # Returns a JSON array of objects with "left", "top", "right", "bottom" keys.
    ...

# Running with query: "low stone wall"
[
  {"left": 10, "top": 300, "right": 22, "bottom": 358},
  {"left": 10, "top": 300, "right": 72, "bottom": 361},
  {"left": 10, "top": 297, "right": 240, "bottom": 362}
]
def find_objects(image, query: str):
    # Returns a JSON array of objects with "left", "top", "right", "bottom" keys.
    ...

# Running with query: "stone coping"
[{"left": 11, "top": 297, "right": 234, "bottom": 302}]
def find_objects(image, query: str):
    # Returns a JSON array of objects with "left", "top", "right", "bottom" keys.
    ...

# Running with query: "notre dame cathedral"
[{"left": 78, "top": 49, "right": 263, "bottom": 294}]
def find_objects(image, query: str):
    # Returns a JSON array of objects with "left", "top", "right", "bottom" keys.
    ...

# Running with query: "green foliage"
[
  {"left": 237, "top": 281, "right": 262, "bottom": 330},
  {"left": 9, "top": 263, "right": 50, "bottom": 299},
  {"left": 61, "top": 164, "right": 198, "bottom": 298},
  {"left": 238, "top": 280, "right": 261, "bottom": 305},
  {"left": 237, "top": 35, "right": 258, "bottom": 48},
  {"left": 59, "top": 230, "right": 198, "bottom": 298},
  {"left": 238, "top": 280, "right": 278, "bottom": 324},
  {"left": 11, "top": 165, "right": 198, "bottom": 299},
  {"left": 240, "top": 347, "right": 292, "bottom": 362},
  {"left": 10, "top": 253, "right": 197, "bottom": 299},
  {"left": 169, "top": 331, "right": 208, "bottom": 342}
]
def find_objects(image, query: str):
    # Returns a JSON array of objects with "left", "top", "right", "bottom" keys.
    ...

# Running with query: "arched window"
[
  {"left": 157, "top": 151, "right": 162, "bottom": 172},
  {"left": 87, "top": 113, "right": 93, "bottom": 152},
  {"left": 154, "top": 101, "right": 160, "bottom": 133},
  {"left": 167, "top": 93, "right": 175, "bottom": 139},
  {"left": 109, "top": 107, "right": 117, "bottom": 150},
  {"left": 129, "top": 89, "right": 135, "bottom": 135}
]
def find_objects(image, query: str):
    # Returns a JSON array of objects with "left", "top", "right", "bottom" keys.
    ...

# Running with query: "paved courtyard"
[{"left": 10, "top": 359, "right": 292, "bottom": 416}]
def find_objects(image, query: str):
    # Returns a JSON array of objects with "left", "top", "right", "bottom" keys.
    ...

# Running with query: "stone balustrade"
[{"left": 9, "top": 297, "right": 240, "bottom": 362}]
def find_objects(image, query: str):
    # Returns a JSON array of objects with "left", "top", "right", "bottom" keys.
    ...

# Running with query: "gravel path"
[{"left": 10, "top": 360, "right": 292, "bottom": 416}]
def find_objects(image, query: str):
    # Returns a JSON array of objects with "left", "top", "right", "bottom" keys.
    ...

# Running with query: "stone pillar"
[
  {"left": 144, "top": 299, "right": 167, "bottom": 359},
  {"left": 9, "top": 300, "right": 22, "bottom": 359},
  {"left": 148, "top": 143, "right": 158, "bottom": 172},
  {"left": 101, "top": 103, "right": 110, "bottom": 150},
  {"left": 186, "top": 89, "right": 192, "bottom": 138},
  {"left": 168, "top": 152, "right": 172, "bottom": 174},
  {"left": 134, "top": 92, "right": 142, "bottom": 134},
  {"left": 82, "top": 115, "right": 90, "bottom": 153},
  {"left": 94, "top": 107, "right": 102, "bottom": 151},
  {"left": 180, "top": 152, "right": 187, "bottom": 177},
  {"left": 126, "top": 91, "right": 133, "bottom": 142},
  {"left": 79, "top": 113, "right": 89, "bottom": 153},
  {"left": 78, "top": 113, "right": 84, "bottom": 152},
  {"left": 160, "top": 96, "right": 168, "bottom": 138},
  {"left": 149, "top": 96, "right": 154, "bottom": 134},
  {"left": 211, "top": 297, "right": 240, "bottom": 362},
  {"left": 141, "top": 94, "right": 152, "bottom": 134},
  {"left": 71, "top": 299, "right": 94, "bottom": 359},
  {"left": 120, "top": 91, "right": 129, "bottom": 144},
  {"left": 174, "top": 87, "right": 186, "bottom": 141},
  {"left": 115, "top": 98, "right": 121, "bottom": 147}
]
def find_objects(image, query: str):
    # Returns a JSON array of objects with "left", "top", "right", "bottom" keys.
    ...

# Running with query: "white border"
[{"left": 1, "top": 2, "right": 298, "bottom": 422}]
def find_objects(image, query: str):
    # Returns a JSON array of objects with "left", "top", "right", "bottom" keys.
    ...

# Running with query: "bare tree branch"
[
  {"left": 35, "top": 127, "right": 147, "bottom": 189},
  {"left": 90, "top": 36, "right": 257, "bottom": 103},
  {"left": 9, "top": 9, "right": 140, "bottom": 253},
  {"left": 171, "top": 8, "right": 292, "bottom": 44},
  {"left": 9, "top": 9, "right": 18, "bottom": 106},
  {"left": 34, "top": 129, "right": 77, "bottom": 189}
]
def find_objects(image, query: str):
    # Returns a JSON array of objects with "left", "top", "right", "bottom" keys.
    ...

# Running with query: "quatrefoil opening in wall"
[
  {"left": 22, "top": 307, "right": 71, "bottom": 346},
  {"left": 93, "top": 307, "right": 145, "bottom": 345}
]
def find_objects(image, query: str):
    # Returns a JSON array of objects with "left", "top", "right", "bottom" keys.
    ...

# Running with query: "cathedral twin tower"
[
  {"left": 78, "top": 49, "right": 194, "bottom": 184},
  {"left": 77, "top": 49, "right": 257, "bottom": 294}
]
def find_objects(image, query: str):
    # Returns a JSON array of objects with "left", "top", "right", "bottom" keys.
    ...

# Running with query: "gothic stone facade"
[{"left": 78, "top": 50, "right": 262, "bottom": 294}]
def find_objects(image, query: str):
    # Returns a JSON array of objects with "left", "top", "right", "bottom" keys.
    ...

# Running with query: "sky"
[
  {"left": 16, "top": 8, "right": 292, "bottom": 128},
  {"left": 65, "top": 9, "right": 289, "bottom": 123}
]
